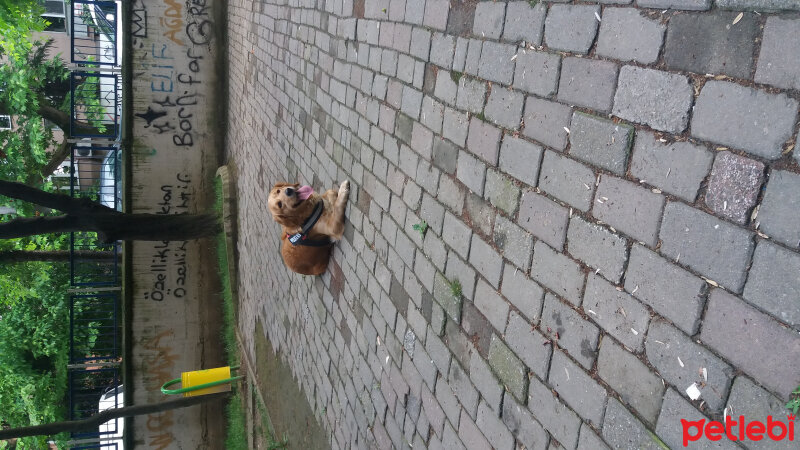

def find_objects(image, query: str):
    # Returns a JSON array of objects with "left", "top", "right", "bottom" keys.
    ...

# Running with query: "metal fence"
[
  {"left": 70, "top": 293, "right": 120, "bottom": 363},
  {"left": 65, "top": 1, "right": 124, "bottom": 447},
  {"left": 71, "top": 1, "right": 119, "bottom": 67}
]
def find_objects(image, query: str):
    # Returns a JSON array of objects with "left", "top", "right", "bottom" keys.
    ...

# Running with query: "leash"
[{"left": 286, "top": 201, "right": 331, "bottom": 247}]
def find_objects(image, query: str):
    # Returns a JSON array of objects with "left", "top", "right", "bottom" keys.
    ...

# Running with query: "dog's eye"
[
  {"left": 277, "top": 201, "right": 283, "bottom": 208},
  {"left": 276, "top": 189, "right": 281, "bottom": 194}
]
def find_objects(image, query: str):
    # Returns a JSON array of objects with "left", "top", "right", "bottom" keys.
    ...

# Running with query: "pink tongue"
[{"left": 297, "top": 185, "right": 314, "bottom": 201}]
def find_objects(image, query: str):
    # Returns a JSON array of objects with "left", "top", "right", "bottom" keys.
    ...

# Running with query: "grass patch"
[
  {"left": 412, "top": 220, "right": 428, "bottom": 238},
  {"left": 787, "top": 385, "right": 800, "bottom": 415},
  {"left": 450, "top": 70, "right": 463, "bottom": 84},
  {"left": 225, "top": 391, "right": 248, "bottom": 450},
  {"left": 448, "top": 278, "right": 462, "bottom": 299},
  {"left": 215, "top": 176, "right": 246, "bottom": 449},
  {"left": 215, "top": 173, "right": 287, "bottom": 449}
]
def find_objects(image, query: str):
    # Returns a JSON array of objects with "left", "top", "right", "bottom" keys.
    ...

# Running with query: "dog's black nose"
[{"left": 285, "top": 187, "right": 294, "bottom": 196}]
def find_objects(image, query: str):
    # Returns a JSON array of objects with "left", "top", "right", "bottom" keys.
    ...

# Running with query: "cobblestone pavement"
[{"left": 225, "top": 0, "right": 800, "bottom": 448}]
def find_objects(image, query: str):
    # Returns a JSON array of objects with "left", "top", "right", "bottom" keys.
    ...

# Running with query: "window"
[
  {"left": 0, "top": 115, "right": 11, "bottom": 130},
  {"left": 40, "top": 1, "right": 67, "bottom": 33}
]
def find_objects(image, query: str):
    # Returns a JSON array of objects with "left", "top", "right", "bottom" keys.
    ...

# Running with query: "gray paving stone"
[
  {"left": 433, "top": 271, "right": 463, "bottom": 324},
  {"left": 502, "top": 394, "right": 549, "bottom": 450},
  {"left": 442, "top": 421, "right": 466, "bottom": 450},
  {"left": 433, "top": 138, "right": 459, "bottom": 175},
  {"left": 434, "top": 70, "right": 459, "bottom": 105},
  {"left": 474, "top": 278, "right": 509, "bottom": 333},
  {"left": 522, "top": 97, "right": 572, "bottom": 151},
  {"left": 472, "top": 1, "right": 505, "bottom": 40},
  {"left": 646, "top": 319, "right": 734, "bottom": 412},
  {"left": 637, "top": 0, "right": 710, "bottom": 9},
  {"left": 488, "top": 335, "right": 528, "bottom": 402},
  {"left": 557, "top": 57, "right": 618, "bottom": 113},
  {"left": 744, "top": 240, "right": 800, "bottom": 329},
  {"left": 596, "top": 8, "right": 665, "bottom": 64},
  {"left": 493, "top": 215, "right": 533, "bottom": 271},
  {"left": 598, "top": 338, "right": 664, "bottom": 424},
  {"left": 462, "top": 300, "right": 493, "bottom": 358},
  {"left": 410, "top": 27, "right": 432, "bottom": 60},
  {"left": 476, "top": 400, "right": 514, "bottom": 450},
  {"left": 439, "top": 175, "right": 466, "bottom": 215},
  {"left": 465, "top": 193, "right": 494, "bottom": 237},
  {"left": 755, "top": 17, "right": 800, "bottom": 90},
  {"left": 593, "top": 176, "right": 665, "bottom": 247},
  {"left": 602, "top": 398, "right": 667, "bottom": 450},
  {"left": 456, "top": 77, "right": 486, "bottom": 115},
  {"left": 727, "top": 376, "right": 798, "bottom": 450},
  {"left": 527, "top": 375, "right": 581, "bottom": 449},
  {"left": 504, "top": 310, "right": 552, "bottom": 380},
  {"left": 538, "top": 151, "right": 596, "bottom": 213},
  {"left": 502, "top": 2, "right": 546, "bottom": 45},
  {"left": 513, "top": 50, "right": 561, "bottom": 98},
  {"left": 691, "top": 81, "right": 798, "bottom": 160},
  {"left": 659, "top": 201, "right": 754, "bottom": 292},
  {"left": 518, "top": 191, "right": 569, "bottom": 251},
  {"left": 458, "top": 411, "right": 492, "bottom": 450},
  {"left": 467, "top": 117, "right": 502, "bottom": 165},
  {"left": 578, "top": 424, "right": 609, "bottom": 450},
  {"left": 449, "top": 362, "right": 479, "bottom": 420},
  {"left": 464, "top": 39, "right": 482, "bottom": 76},
  {"left": 542, "top": 292, "right": 600, "bottom": 370},
  {"left": 701, "top": 289, "right": 800, "bottom": 399},
  {"left": 569, "top": 112, "right": 633, "bottom": 175},
  {"left": 717, "top": 0, "right": 800, "bottom": 11},
  {"left": 423, "top": 0, "right": 450, "bottom": 31},
  {"left": 477, "top": 41, "right": 516, "bottom": 85},
  {"left": 443, "top": 107, "right": 469, "bottom": 147},
  {"left": 544, "top": 4, "right": 601, "bottom": 54},
  {"left": 530, "top": 241, "right": 585, "bottom": 306},
  {"left": 656, "top": 389, "right": 739, "bottom": 450},
  {"left": 612, "top": 66, "right": 693, "bottom": 134},
  {"left": 664, "top": 11, "right": 758, "bottom": 79},
  {"left": 630, "top": 131, "right": 713, "bottom": 203},
  {"left": 456, "top": 150, "right": 486, "bottom": 195},
  {"left": 705, "top": 151, "right": 764, "bottom": 225},
  {"left": 443, "top": 211, "right": 472, "bottom": 259},
  {"left": 758, "top": 170, "right": 800, "bottom": 249},
  {"left": 469, "top": 350, "right": 504, "bottom": 412},
  {"left": 411, "top": 121, "right": 433, "bottom": 159},
  {"left": 498, "top": 136, "right": 542, "bottom": 189},
  {"left": 484, "top": 88, "right": 524, "bottom": 130},
  {"left": 567, "top": 216, "right": 627, "bottom": 284},
  {"left": 500, "top": 267, "right": 544, "bottom": 323},
  {"left": 625, "top": 244, "right": 706, "bottom": 335},
  {"left": 469, "top": 234, "right": 504, "bottom": 288},
  {"left": 453, "top": 37, "right": 468, "bottom": 72},
  {"left": 584, "top": 274, "right": 650, "bottom": 351},
  {"left": 549, "top": 350, "right": 607, "bottom": 427}
]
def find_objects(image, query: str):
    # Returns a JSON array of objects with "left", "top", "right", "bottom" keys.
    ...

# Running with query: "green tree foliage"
[{"left": 0, "top": 260, "right": 70, "bottom": 449}]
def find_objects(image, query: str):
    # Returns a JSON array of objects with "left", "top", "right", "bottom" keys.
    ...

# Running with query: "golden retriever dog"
[{"left": 267, "top": 180, "right": 350, "bottom": 275}]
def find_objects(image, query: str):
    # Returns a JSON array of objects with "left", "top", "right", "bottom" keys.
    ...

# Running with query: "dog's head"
[{"left": 268, "top": 182, "right": 315, "bottom": 228}]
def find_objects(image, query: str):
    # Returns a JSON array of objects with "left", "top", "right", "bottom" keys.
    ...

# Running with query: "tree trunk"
[
  {"left": 0, "top": 391, "right": 231, "bottom": 440},
  {"left": 0, "top": 213, "right": 219, "bottom": 242},
  {"left": 0, "top": 250, "right": 118, "bottom": 263},
  {"left": 38, "top": 140, "right": 71, "bottom": 180},
  {"left": 0, "top": 180, "right": 219, "bottom": 242}
]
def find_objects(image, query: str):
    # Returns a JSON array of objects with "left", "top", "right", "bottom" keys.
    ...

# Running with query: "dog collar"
[{"left": 287, "top": 201, "right": 329, "bottom": 246}]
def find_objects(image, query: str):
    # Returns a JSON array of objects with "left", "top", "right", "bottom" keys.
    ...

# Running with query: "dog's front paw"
[{"left": 338, "top": 180, "right": 351, "bottom": 200}]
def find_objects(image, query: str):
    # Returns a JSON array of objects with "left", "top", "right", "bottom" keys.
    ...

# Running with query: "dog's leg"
[{"left": 330, "top": 180, "right": 350, "bottom": 239}]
